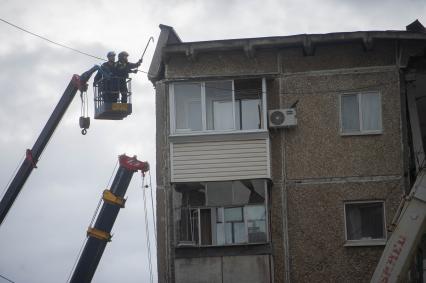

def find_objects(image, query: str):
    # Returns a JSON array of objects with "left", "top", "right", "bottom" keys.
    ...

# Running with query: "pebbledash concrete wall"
[
  {"left": 279, "top": 42, "right": 405, "bottom": 282},
  {"left": 155, "top": 81, "right": 173, "bottom": 283},
  {"left": 174, "top": 255, "right": 271, "bottom": 283},
  {"left": 154, "top": 37, "right": 412, "bottom": 282}
]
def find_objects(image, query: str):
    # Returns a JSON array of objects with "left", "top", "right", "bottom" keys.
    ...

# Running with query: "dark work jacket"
[
  {"left": 94, "top": 61, "right": 115, "bottom": 84},
  {"left": 115, "top": 61, "right": 139, "bottom": 78},
  {"left": 101, "top": 61, "right": 116, "bottom": 76}
]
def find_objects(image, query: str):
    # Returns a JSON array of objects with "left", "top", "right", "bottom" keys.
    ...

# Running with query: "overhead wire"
[
  {"left": 0, "top": 17, "right": 159, "bottom": 76},
  {"left": 0, "top": 16, "right": 101, "bottom": 189},
  {"left": 0, "top": 17, "right": 106, "bottom": 61},
  {"left": 3, "top": 16, "right": 397, "bottom": 95},
  {"left": 1, "top": 17, "right": 401, "bottom": 90},
  {"left": 0, "top": 273, "right": 15, "bottom": 283}
]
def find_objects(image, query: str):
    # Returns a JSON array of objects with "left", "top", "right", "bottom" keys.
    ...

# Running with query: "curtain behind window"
[
  {"left": 341, "top": 94, "right": 360, "bottom": 132},
  {"left": 361, "top": 92, "right": 381, "bottom": 131},
  {"left": 346, "top": 205, "right": 362, "bottom": 240}
]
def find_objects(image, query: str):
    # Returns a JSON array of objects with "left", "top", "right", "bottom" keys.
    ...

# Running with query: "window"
[
  {"left": 344, "top": 201, "right": 386, "bottom": 245},
  {"left": 174, "top": 83, "right": 202, "bottom": 131},
  {"left": 340, "top": 91, "right": 382, "bottom": 134},
  {"left": 246, "top": 205, "right": 267, "bottom": 243},
  {"left": 171, "top": 79, "right": 265, "bottom": 134},
  {"left": 206, "top": 81, "right": 234, "bottom": 131},
  {"left": 174, "top": 180, "right": 268, "bottom": 246}
]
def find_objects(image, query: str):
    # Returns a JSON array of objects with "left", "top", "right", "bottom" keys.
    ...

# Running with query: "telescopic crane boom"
[
  {"left": 70, "top": 154, "right": 149, "bottom": 283},
  {"left": 371, "top": 76, "right": 426, "bottom": 282},
  {"left": 0, "top": 66, "right": 99, "bottom": 226}
]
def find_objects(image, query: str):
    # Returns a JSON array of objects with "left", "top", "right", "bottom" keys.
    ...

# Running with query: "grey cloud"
[
  {"left": 0, "top": 36, "right": 156, "bottom": 283},
  {"left": 1, "top": 0, "right": 425, "bottom": 282}
]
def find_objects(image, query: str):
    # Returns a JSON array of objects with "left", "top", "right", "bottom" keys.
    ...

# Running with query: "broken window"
[
  {"left": 206, "top": 181, "right": 233, "bottom": 206},
  {"left": 344, "top": 201, "right": 386, "bottom": 243},
  {"left": 174, "top": 183, "right": 205, "bottom": 244},
  {"left": 174, "top": 180, "right": 268, "bottom": 246},
  {"left": 171, "top": 78, "right": 264, "bottom": 134},
  {"left": 246, "top": 205, "right": 267, "bottom": 243},
  {"left": 340, "top": 91, "right": 382, "bottom": 134},
  {"left": 224, "top": 207, "right": 246, "bottom": 244}
]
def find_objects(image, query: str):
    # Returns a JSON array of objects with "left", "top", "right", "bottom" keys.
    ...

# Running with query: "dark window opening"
[
  {"left": 175, "top": 180, "right": 268, "bottom": 246},
  {"left": 345, "top": 201, "right": 385, "bottom": 241}
]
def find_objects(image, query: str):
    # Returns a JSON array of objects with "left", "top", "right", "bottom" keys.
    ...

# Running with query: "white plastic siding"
[{"left": 171, "top": 139, "right": 270, "bottom": 182}]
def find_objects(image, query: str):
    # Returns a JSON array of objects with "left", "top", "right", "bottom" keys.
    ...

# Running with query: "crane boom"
[
  {"left": 70, "top": 154, "right": 149, "bottom": 283},
  {"left": 371, "top": 76, "right": 426, "bottom": 282},
  {"left": 370, "top": 169, "right": 426, "bottom": 282},
  {"left": 0, "top": 66, "right": 99, "bottom": 226}
]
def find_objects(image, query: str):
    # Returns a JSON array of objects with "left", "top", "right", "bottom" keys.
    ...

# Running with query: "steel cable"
[
  {"left": 0, "top": 18, "right": 105, "bottom": 61},
  {"left": 148, "top": 171, "right": 157, "bottom": 245},
  {"left": 66, "top": 160, "right": 117, "bottom": 282},
  {"left": 141, "top": 175, "right": 154, "bottom": 283}
]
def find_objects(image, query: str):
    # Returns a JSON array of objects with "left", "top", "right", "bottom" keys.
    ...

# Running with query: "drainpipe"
[{"left": 278, "top": 51, "right": 292, "bottom": 283}]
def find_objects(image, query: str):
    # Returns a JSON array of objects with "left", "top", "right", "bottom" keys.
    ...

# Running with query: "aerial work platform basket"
[{"left": 93, "top": 77, "right": 132, "bottom": 120}]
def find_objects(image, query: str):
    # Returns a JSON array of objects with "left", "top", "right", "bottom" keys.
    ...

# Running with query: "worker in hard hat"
[
  {"left": 94, "top": 51, "right": 118, "bottom": 102},
  {"left": 115, "top": 51, "right": 142, "bottom": 103},
  {"left": 104, "top": 51, "right": 117, "bottom": 72}
]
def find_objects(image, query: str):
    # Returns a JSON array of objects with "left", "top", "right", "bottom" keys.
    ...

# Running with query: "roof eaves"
[
  {"left": 148, "top": 24, "right": 182, "bottom": 83},
  {"left": 162, "top": 31, "right": 426, "bottom": 57}
]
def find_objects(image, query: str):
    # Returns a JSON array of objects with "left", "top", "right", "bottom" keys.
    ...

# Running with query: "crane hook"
[{"left": 79, "top": 116, "right": 90, "bottom": 135}]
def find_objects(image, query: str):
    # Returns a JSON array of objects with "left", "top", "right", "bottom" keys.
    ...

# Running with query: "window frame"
[
  {"left": 339, "top": 91, "right": 383, "bottom": 136},
  {"left": 169, "top": 78, "right": 267, "bottom": 135},
  {"left": 343, "top": 200, "right": 387, "bottom": 247},
  {"left": 174, "top": 180, "right": 270, "bottom": 247}
]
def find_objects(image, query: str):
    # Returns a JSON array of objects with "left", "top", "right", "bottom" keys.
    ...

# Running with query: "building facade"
[{"left": 148, "top": 22, "right": 426, "bottom": 282}]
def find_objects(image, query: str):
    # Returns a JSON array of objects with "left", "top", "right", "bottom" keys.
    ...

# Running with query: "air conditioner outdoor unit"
[{"left": 268, "top": 108, "right": 297, "bottom": 128}]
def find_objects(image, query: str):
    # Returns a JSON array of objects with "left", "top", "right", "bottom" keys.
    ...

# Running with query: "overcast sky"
[{"left": 0, "top": 1, "right": 425, "bottom": 283}]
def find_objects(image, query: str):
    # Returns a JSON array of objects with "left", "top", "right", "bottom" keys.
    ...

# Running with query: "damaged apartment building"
[{"left": 148, "top": 20, "right": 426, "bottom": 282}]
